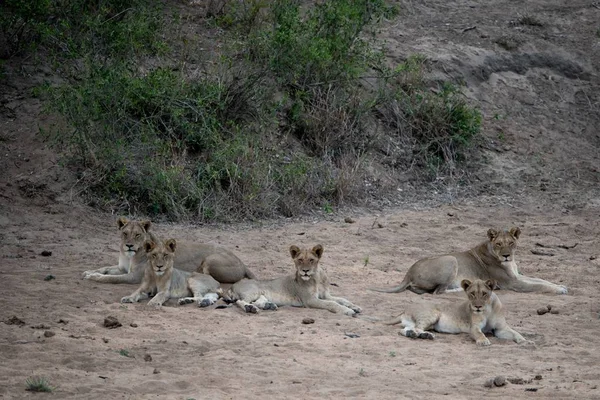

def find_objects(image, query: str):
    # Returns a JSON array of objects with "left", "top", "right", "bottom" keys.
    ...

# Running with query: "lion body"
[
  {"left": 371, "top": 227, "right": 567, "bottom": 295},
  {"left": 82, "top": 218, "right": 255, "bottom": 284},
  {"left": 224, "top": 245, "right": 361, "bottom": 315},
  {"left": 385, "top": 279, "right": 528, "bottom": 346},
  {"left": 121, "top": 238, "right": 221, "bottom": 308}
]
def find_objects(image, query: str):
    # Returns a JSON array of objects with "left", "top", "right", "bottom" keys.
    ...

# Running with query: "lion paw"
[
  {"left": 350, "top": 305, "right": 362, "bottom": 314},
  {"left": 147, "top": 301, "right": 162, "bottom": 309},
  {"left": 82, "top": 271, "right": 101, "bottom": 280},
  {"left": 262, "top": 302, "right": 278, "bottom": 311},
  {"left": 556, "top": 285, "right": 568, "bottom": 295},
  {"left": 476, "top": 338, "right": 491, "bottom": 346},
  {"left": 120, "top": 296, "right": 135, "bottom": 304},
  {"left": 343, "top": 308, "right": 356, "bottom": 316},
  {"left": 418, "top": 332, "right": 435, "bottom": 340},
  {"left": 178, "top": 298, "right": 194, "bottom": 306},
  {"left": 198, "top": 298, "right": 215, "bottom": 308},
  {"left": 244, "top": 304, "right": 259, "bottom": 314},
  {"left": 403, "top": 329, "right": 418, "bottom": 339}
]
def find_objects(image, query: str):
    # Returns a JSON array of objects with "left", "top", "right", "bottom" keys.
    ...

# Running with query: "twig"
[
  {"left": 462, "top": 26, "right": 477, "bottom": 33},
  {"left": 557, "top": 243, "right": 578, "bottom": 250}
]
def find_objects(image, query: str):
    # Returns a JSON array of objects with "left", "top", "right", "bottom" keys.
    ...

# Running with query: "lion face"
[
  {"left": 117, "top": 217, "right": 152, "bottom": 258},
  {"left": 487, "top": 227, "right": 520, "bottom": 262},
  {"left": 461, "top": 279, "right": 494, "bottom": 313},
  {"left": 290, "top": 244, "right": 323, "bottom": 281},
  {"left": 144, "top": 239, "right": 177, "bottom": 277}
]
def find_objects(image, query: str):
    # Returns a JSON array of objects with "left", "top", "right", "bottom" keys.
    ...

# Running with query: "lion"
[
  {"left": 371, "top": 227, "right": 567, "bottom": 295},
  {"left": 222, "top": 244, "right": 362, "bottom": 316},
  {"left": 82, "top": 217, "right": 256, "bottom": 284},
  {"left": 384, "top": 279, "right": 529, "bottom": 346},
  {"left": 121, "top": 238, "right": 221, "bottom": 308}
]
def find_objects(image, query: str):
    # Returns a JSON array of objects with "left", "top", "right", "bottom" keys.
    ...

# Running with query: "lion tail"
[
  {"left": 381, "top": 314, "right": 405, "bottom": 326},
  {"left": 244, "top": 266, "right": 257, "bottom": 280},
  {"left": 368, "top": 276, "right": 410, "bottom": 293}
]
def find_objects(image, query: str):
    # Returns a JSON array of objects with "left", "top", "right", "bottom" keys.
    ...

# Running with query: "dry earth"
[{"left": 1, "top": 0, "right": 600, "bottom": 399}]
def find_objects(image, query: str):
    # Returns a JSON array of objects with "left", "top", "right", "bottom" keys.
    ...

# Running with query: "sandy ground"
[{"left": 1, "top": 201, "right": 599, "bottom": 399}]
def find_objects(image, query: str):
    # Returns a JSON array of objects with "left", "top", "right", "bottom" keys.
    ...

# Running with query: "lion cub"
[
  {"left": 223, "top": 245, "right": 361, "bottom": 316},
  {"left": 121, "top": 238, "right": 220, "bottom": 308},
  {"left": 385, "top": 279, "right": 528, "bottom": 346}
]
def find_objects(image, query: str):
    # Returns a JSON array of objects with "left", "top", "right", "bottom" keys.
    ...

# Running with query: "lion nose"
[
  {"left": 156, "top": 265, "right": 163, "bottom": 270},
  {"left": 302, "top": 269, "right": 310, "bottom": 274}
]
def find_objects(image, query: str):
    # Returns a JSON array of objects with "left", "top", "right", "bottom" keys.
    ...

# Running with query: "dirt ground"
[
  {"left": 1, "top": 0, "right": 600, "bottom": 398},
  {"left": 1, "top": 203, "right": 600, "bottom": 399}
]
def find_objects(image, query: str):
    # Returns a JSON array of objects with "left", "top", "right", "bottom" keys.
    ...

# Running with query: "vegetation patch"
[{"left": 2, "top": 0, "right": 482, "bottom": 221}]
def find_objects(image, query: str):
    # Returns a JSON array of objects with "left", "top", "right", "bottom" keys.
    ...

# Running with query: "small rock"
[
  {"left": 546, "top": 305, "right": 552, "bottom": 311},
  {"left": 44, "top": 274, "right": 55, "bottom": 281},
  {"left": 144, "top": 354, "right": 152, "bottom": 362},
  {"left": 537, "top": 308, "right": 549, "bottom": 315},
  {"left": 525, "top": 388, "right": 538, "bottom": 392},
  {"left": 153, "top": 368, "right": 160, "bottom": 374},
  {"left": 508, "top": 377, "right": 525, "bottom": 385},
  {"left": 32, "top": 324, "right": 50, "bottom": 329},
  {"left": 302, "top": 318, "right": 315, "bottom": 325},
  {"left": 102, "top": 338, "right": 109, "bottom": 343},
  {"left": 44, "top": 330, "right": 55, "bottom": 338},
  {"left": 484, "top": 378, "right": 494, "bottom": 388},
  {"left": 5, "top": 316, "right": 25, "bottom": 326},
  {"left": 447, "top": 212, "right": 455, "bottom": 217},
  {"left": 534, "top": 375, "right": 542, "bottom": 380},
  {"left": 400, "top": 222, "right": 408, "bottom": 228},
  {"left": 57, "top": 319, "right": 69, "bottom": 324},
  {"left": 494, "top": 376, "right": 507, "bottom": 387},
  {"left": 130, "top": 323, "right": 138, "bottom": 328},
  {"left": 590, "top": 255, "right": 597, "bottom": 260},
  {"left": 344, "top": 332, "right": 360, "bottom": 338},
  {"left": 103, "top": 316, "right": 122, "bottom": 329},
  {"left": 41, "top": 251, "right": 52, "bottom": 257},
  {"left": 344, "top": 217, "right": 356, "bottom": 224},
  {"left": 550, "top": 309, "right": 559, "bottom": 314}
]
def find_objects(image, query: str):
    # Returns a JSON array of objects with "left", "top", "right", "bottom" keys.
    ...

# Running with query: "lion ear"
[
  {"left": 487, "top": 229, "right": 498, "bottom": 241},
  {"left": 485, "top": 279, "right": 496, "bottom": 291},
  {"left": 165, "top": 239, "right": 177, "bottom": 253},
  {"left": 144, "top": 240, "right": 156, "bottom": 253},
  {"left": 289, "top": 245, "right": 301, "bottom": 259},
  {"left": 141, "top": 220, "right": 152, "bottom": 232},
  {"left": 461, "top": 279, "right": 472, "bottom": 291},
  {"left": 117, "top": 217, "right": 128, "bottom": 229},
  {"left": 509, "top": 227, "right": 521, "bottom": 239},
  {"left": 312, "top": 244, "right": 324, "bottom": 259}
]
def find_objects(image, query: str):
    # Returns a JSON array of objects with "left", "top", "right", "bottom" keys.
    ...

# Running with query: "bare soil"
[{"left": 1, "top": 0, "right": 599, "bottom": 398}]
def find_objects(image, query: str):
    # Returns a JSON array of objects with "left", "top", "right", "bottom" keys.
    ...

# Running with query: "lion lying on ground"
[
  {"left": 371, "top": 227, "right": 567, "bottom": 295},
  {"left": 384, "top": 279, "right": 529, "bottom": 346},
  {"left": 222, "top": 244, "right": 362, "bottom": 316},
  {"left": 121, "top": 238, "right": 221, "bottom": 308},
  {"left": 82, "top": 217, "right": 255, "bottom": 284}
]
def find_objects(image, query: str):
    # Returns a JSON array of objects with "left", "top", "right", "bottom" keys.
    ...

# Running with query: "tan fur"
[
  {"left": 121, "top": 238, "right": 221, "bottom": 308},
  {"left": 385, "top": 279, "right": 529, "bottom": 346},
  {"left": 82, "top": 217, "right": 255, "bottom": 284},
  {"left": 223, "top": 245, "right": 361, "bottom": 315},
  {"left": 371, "top": 227, "right": 567, "bottom": 295}
]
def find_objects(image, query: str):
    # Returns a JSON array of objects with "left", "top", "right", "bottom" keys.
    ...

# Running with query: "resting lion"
[
  {"left": 82, "top": 217, "right": 255, "bottom": 284},
  {"left": 371, "top": 227, "right": 567, "bottom": 295},
  {"left": 222, "top": 244, "right": 362, "bottom": 316},
  {"left": 384, "top": 279, "right": 529, "bottom": 346},
  {"left": 121, "top": 238, "right": 221, "bottom": 308}
]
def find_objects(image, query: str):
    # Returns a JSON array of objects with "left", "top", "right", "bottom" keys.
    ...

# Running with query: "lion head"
[
  {"left": 143, "top": 238, "right": 177, "bottom": 277},
  {"left": 117, "top": 217, "right": 152, "bottom": 258},
  {"left": 487, "top": 227, "right": 520, "bottom": 262},
  {"left": 461, "top": 279, "right": 495, "bottom": 313},
  {"left": 290, "top": 244, "right": 323, "bottom": 281}
]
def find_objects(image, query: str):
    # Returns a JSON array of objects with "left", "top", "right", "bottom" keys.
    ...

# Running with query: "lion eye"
[
  {"left": 509, "top": 242, "right": 514, "bottom": 246},
  {"left": 135, "top": 234, "right": 141, "bottom": 238}
]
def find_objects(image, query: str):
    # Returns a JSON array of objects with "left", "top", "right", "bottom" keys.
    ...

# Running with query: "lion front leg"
[
  {"left": 82, "top": 265, "right": 125, "bottom": 279},
  {"left": 147, "top": 291, "right": 170, "bottom": 308},
  {"left": 304, "top": 298, "right": 355, "bottom": 316},
  {"left": 470, "top": 326, "right": 491, "bottom": 346},
  {"left": 322, "top": 292, "right": 362, "bottom": 313},
  {"left": 84, "top": 271, "right": 142, "bottom": 284},
  {"left": 121, "top": 288, "right": 149, "bottom": 304},
  {"left": 505, "top": 275, "right": 568, "bottom": 294}
]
